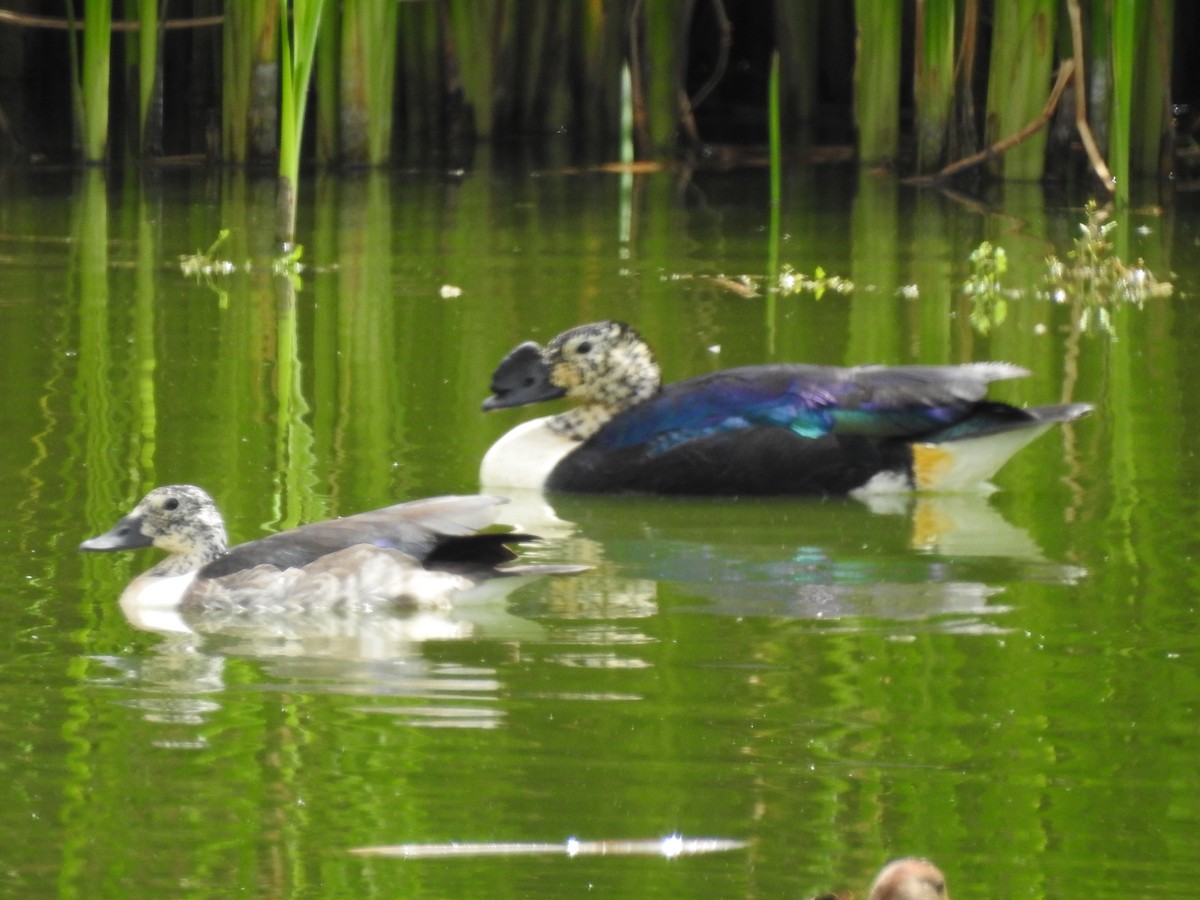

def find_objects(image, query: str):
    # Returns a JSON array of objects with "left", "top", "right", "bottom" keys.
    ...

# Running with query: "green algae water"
[{"left": 0, "top": 159, "right": 1196, "bottom": 897}]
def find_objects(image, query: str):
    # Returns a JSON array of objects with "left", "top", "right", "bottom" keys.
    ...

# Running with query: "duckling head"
[
  {"left": 868, "top": 858, "right": 949, "bottom": 900},
  {"left": 484, "top": 321, "right": 661, "bottom": 440},
  {"left": 80, "top": 484, "right": 229, "bottom": 575}
]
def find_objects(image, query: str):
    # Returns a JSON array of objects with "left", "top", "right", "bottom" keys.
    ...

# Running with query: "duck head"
[
  {"left": 867, "top": 858, "right": 949, "bottom": 900},
  {"left": 483, "top": 321, "right": 662, "bottom": 439},
  {"left": 80, "top": 484, "right": 229, "bottom": 574}
]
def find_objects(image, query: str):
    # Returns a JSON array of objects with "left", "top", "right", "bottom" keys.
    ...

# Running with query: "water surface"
[{"left": 0, "top": 159, "right": 1197, "bottom": 897}]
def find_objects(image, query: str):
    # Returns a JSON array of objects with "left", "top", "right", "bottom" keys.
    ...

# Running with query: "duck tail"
[
  {"left": 911, "top": 402, "right": 1092, "bottom": 491},
  {"left": 1026, "top": 402, "right": 1095, "bottom": 424}
]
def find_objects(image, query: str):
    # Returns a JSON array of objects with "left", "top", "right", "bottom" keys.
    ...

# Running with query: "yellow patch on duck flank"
[{"left": 912, "top": 442, "right": 956, "bottom": 490}]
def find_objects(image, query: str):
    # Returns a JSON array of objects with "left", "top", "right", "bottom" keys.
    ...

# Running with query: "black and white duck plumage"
[
  {"left": 80, "top": 485, "right": 584, "bottom": 611},
  {"left": 480, "top": 321, "right": 1092, "bottom": 497}
]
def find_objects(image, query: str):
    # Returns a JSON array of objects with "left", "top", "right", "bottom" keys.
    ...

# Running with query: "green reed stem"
[
  {"left": 340, "top": 0, "right": 399, "bottom": 164},
  {"left": 81, "top": 0, "right": 113, "bottom": 163},
  {"left": 854, "top": 0, "right": 902, "bottom": 164},
  {"left": 222, "top": 1, "right": 273, "bottom": 163},
  {"left": 1131, "top": 0, "right": 1172, "bottom": 179},
  {"left": 279, "top": 0, "right": 327, "bottom": 244},
  {"left": 773, "top": 0, "right": 818, "bottom": 140},
  {"left": 766, "top": 52, "right": 781, "bottom": 353},
  {"left": 315, "top": 0, "right": 339, "bottom": 164},
  {"left": 446, "top": 0, "right": 495, "bottom": 139},
  {"left": 642, "top": 0, "right": 689, "bottom": 153},
  {"left": 985, "top": 0, "right": 1056, "bottom": 179},
  {"left": 914, "top": 0, "right": 955, "bottom": 172},
  {"left": 769, "top": 51, "right": 782, "bottom": 210},
  {"left": 572, "top": 0, "right": 621, "bottom": 146},
  {"left": 1088, "top": 0, "right": 1111, "bottom": 150},
  {"left": 397, "top": 3, "right": 437, "bottom": 152},
  {"left": 135, "top": 0, "right": 159, "bottom": 155},
  {"left": 1109, "top": 0, "right": 1135, "bottom": 203}
]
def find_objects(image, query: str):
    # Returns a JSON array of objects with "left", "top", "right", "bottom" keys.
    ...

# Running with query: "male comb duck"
[
  {"left": 481, "top": 321, "right": 1091, "bottom": 496},
  {"left": 80, "top": 485, "right": 585, "bottom": 611}
]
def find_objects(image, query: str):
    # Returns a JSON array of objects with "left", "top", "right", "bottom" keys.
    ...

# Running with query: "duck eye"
[
  {"left": 576, "top": 341, "right": 592, "bottom": 355},
  {"left": 163, "top": 497, "right": 179, "bottom": 511}
]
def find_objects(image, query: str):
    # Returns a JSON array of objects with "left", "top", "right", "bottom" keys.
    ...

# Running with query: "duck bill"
[
  {"left": 482, "top": 341, "right": 566, "bottom": 410},
  {"left": 80, "top": 513, "right": 153, "bottom": 552}
]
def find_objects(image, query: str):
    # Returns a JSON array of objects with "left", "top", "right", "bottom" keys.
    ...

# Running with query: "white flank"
[
  {"left": 480, "top": 416, "right": 578, "bottom": 491},
  {"left": 851, "top": 470, "right": 914, "bottom": 497},
  {"left": 853, "top": 422, "right": 1054, "bottom": 496},
  {"left": 917, "top": 424, "right": 1053, "bottom": 490}
]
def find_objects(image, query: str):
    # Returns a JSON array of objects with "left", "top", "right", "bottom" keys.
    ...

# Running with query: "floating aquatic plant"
[
  {"left": 668, "top": 266, "right": 854, "bottom": 300},
  {"left": 178, "top": 229, "right": 238, "bottom": 307},
  {"left": 775, "top": 264, "right": 855, "bottom": 299},
  {"left": 272, "top": 241, "right": 306, "bottom": 293},
  {"left": 961, "top": 240, "right": 1014, "bottom": 335},
  {"left": 179, "top": 229, "right": 237, "bottom": 282},
  {"left": 1044, "top": 200, "right": 1172, "bottom": 335}
]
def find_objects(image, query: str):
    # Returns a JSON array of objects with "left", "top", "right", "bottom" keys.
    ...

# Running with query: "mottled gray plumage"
[{"left": 81, "top": 485, "right": 584, "bottom": 610}]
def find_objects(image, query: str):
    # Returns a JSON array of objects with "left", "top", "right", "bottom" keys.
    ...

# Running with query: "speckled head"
[
  {"left": 542, "top": 321, "right": 661, "bottom": 409},
  {"left": 80, "top": 484, "right": 230, "bottom": 570}
]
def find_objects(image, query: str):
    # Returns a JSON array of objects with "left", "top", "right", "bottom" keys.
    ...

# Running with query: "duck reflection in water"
[
  {"left": 81, "top": 484, "right": 585, "bottom": 648},
  {"left": 493, "top": 488, "right": 1086, "bottom": 629}
]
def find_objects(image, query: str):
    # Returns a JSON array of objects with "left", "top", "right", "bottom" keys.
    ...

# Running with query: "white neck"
[{"left": 481, "top": 416, "right": 578, "bottom": 490}]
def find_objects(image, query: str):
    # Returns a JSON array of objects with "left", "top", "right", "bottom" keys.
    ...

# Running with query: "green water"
[{"left": 0, "top": 159, "right": 1197, "bottom": 898}]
